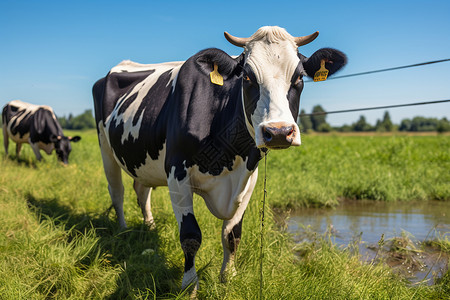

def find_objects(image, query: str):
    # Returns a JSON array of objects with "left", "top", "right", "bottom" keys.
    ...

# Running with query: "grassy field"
[{"left": 0, "top": 130, "right": 449, "bottom": 299}]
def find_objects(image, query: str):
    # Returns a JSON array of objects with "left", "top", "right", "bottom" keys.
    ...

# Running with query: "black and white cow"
[
  {"left": 2, "top": 100, "right": 81, "bottom": 164},
  {"left": 93, "top": 26, "right": 346, "bottom": 289}
]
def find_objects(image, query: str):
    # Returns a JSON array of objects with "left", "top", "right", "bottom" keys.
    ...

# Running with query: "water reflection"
[
  {"left": 288, "top": 201, "right": 449, "bottom": 244},
  {"left": 287, "top": 201, "right": 450, "bottom": 283}
]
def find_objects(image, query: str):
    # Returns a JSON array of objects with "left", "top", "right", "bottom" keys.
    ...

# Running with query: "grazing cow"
[
  {"left": 93, "top": 26, "right": 346, "bottom": 289},
  {"left": 2, "top": 100, "right": 81, "bottom": 164}
]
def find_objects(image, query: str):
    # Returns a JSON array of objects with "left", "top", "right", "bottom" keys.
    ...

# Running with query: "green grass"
[{"left": 0, "top": 130, "right": 449, "bottom": 299}]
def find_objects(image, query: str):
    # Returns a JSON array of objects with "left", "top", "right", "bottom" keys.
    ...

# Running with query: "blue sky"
[{"left": 1, "top": 0, "right": 449, "bottom": 126}]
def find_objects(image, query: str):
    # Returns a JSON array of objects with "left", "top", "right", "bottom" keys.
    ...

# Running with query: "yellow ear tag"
[
  {"left": 313, "top": 59, "right": 329, "bottom": 82},
  {"left": 210, "top": 63, "right": 223, "bottom": 86}
]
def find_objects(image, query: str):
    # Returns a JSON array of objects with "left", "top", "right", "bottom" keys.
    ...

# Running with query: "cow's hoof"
[
  {"left": 144, "top": 220, "right": 156, "bottom": 230},
  {"left": 181, "top": 268, "right": 198, "bottom": 292},
  {"left": 219, "top": 266, "right": 237, "bottom": 283}
]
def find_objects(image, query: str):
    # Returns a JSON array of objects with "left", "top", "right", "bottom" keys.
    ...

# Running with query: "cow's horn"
[
  {"left": 224, "top": 32, "right": 251, "bottom": 47},
  {"left": 294, "top": 31, "right": 319, "bottom": 47}
]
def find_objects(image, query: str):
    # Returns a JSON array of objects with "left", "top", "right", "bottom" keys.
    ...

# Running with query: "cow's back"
[
  {"left": 93, "top": 60, "right": 183, "bottom": 125},
  {"left": 3, "top": 100, "right": 43, "bottom": 142}
]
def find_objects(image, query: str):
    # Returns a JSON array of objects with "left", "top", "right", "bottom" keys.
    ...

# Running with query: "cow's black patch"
[
  {"left": 242, "top": 65, "right": 260, "bottom": 126},
  {"left": 30, "top": 108, "right": 63, "bottom": 144},
  {"left": 10, "top": 110, "right": 33, "bottom": 138},
  {"left": 286, "top": 61, "right": 305, "bottom": 120},
  {"left": 103, "top": 70, "right": 155, "bottom": 122},
  {"left": 180, "top": 213, "right": 202, "bottom": 272},
  {"left": 165, "top": 49, "right": 261, "bottom": 180},
  {"left": 227, "top": 218, "right": 243, "bottom": 254}
]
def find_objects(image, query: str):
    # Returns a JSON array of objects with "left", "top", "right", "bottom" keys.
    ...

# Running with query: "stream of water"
[{"left": 287, "top": 201, "right": 449, "bottom": 284}]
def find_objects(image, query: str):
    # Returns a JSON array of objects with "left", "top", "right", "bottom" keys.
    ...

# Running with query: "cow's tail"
[
  {"left": 92, "top": 77, "right": 106, "bottom": 134},
  {"left": 1, "top": 105, "right": 6, "bottom": 126}
]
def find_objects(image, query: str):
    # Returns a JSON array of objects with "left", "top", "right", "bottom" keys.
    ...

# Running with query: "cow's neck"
[
  {"left": 189, "top": 77, "right": 262, "bottom": 175},
  {"left": 225, "top": 78, "right": 262, "bottom": 171}
]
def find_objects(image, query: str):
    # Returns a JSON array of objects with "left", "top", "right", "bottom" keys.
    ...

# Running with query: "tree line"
[
  {"left": 58, "top": 109, "right": 96, "bottom": 130},
  {"left": 56, "top": 107, "right": 450, "bottom": 133},
  {"left": 299, "top": 105, "right": 450, "bottom": 133}
]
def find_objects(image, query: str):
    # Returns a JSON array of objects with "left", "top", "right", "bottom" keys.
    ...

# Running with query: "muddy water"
[{"left": 287, "top": 201, "right": 449, "bottom": 284}]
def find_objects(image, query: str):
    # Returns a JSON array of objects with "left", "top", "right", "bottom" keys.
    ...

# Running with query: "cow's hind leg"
[
  {"left": 98, "top": 131, "right": 126, "bottom": 228},
  {"left": 133, "top": 180, "right": 154, "bottom": 228},
  {"left": 168, "top": 171, "right": 201, "bottom": 291}
]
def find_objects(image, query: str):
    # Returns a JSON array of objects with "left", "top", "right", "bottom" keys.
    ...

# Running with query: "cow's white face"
[
  {"left": 244, "top": 35, "right": 302, "bottom": 148},
  {"left": 230, "top": 26, "right": 308, "bottom": 149}
]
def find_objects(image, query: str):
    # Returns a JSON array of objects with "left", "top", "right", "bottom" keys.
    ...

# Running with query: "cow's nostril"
[
  {"left": 263, "top": 128, "right": 273, "bottom": 142},
  {"left": 286, "top": 126, "right": 294, "bottom": 138},
  {"left": 288, "top": 126, "right": 294, "bottom": 135}
]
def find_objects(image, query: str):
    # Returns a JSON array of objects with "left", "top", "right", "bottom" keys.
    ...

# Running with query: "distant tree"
[
  {"left": 352, "top": 115, "right": 373, "bottom": 131},
  {"left": 376, "top": 111, "right": 394, "bottom": 132},
  {"left": 317, "top": 123, "right": 332, "bottom": 132},
  {"left": 310, "top": 105, "right": 328, "bottom": 131},
  {"left": 70, "top": 109, "right": 96, "bottom": 130},
  {"left": 299, "top": 109, "right": 313, "bottom": 133},
  {"left": 335, "top": 124, "right": 352, "bottom": 132},
  {"left": 410, "top": 116, "right": 439, "bottom": 132},
  {"left": 437, "top": 117, "right": 450, "bottom": 133},
  {"left": 58, "top": 116, "right": 67, "bottom": 128},
  {"left": 399, "top": 118, "right": 412, "bottom": 131}
]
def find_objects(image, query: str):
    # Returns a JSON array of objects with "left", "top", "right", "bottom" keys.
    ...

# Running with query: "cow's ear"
[
  {"left": 195, "top": 48, "right": 241, "bottom": 80},
  {"left": 302, "top": 48, "right": 347, "bottom": 78},
  {"left": 69, "top": 136, "right": 81, "bottom": 143}
]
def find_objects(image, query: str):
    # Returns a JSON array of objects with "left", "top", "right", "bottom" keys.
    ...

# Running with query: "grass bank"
[{"left": 0, "top": 130, "right": 448, "bottom": 299}]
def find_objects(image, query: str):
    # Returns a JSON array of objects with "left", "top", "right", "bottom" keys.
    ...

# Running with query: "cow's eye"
[
  {"left": 243, "top": 75, "right": 251, "bottom": 83},
  {"left": 294, "top": 75, "right": 302, "bottom": 85}
]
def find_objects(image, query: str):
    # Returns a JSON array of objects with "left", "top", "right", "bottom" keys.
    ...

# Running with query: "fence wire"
[
  {"left": 299, "top": 99, "right": 450, "bottom": 117},
  {"left": 304, "top": 58, "right": 450, "bottom": 82},
  {"left": 301, "top": 58, "right": 450, "bottom": 117}
]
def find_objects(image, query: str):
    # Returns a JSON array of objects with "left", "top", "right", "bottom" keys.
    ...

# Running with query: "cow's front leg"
[
  {"left": 168, "top": 171, "right": 201, "bottom": 291},
  {"left": 133, "top": 180, "right": 154, "bottom": 228},
  {"left": 29, "top": 143, "right": 42, "bottom": 161},
  {"left": 16, "top": 143, "right": 22, "bottom": 156},
  {"left": 220, "top": 170, "right": 258, "bottom": 282}
]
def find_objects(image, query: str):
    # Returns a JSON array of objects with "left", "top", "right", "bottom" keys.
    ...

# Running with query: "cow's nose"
[{"left": 262, "top": 123, "right": 296, "bottom": 149}]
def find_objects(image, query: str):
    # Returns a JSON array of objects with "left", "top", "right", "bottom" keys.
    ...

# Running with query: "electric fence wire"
[
  {"left": 304, "top": 58, "right": 450, "bottom": 82},
  {"left": 300, "top": 58, "right": 450, "bottom": 117},
  {"left": 299, "top": 99, "right": 450, "bottom": 117}
]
